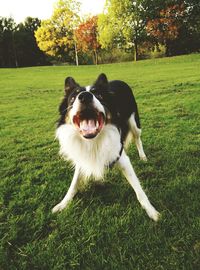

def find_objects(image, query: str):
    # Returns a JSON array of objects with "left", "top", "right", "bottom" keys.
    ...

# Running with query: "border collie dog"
[{"left": 53, "top": 73, "right": 160, "bottom": 221}]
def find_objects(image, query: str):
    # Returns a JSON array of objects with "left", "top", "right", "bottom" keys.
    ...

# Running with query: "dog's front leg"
[
  {"left": 52, "top": 166, "right": 81, "bottom": 213},
  {"left": 117, "top": 151, "right": 160, "bottom": 221}
]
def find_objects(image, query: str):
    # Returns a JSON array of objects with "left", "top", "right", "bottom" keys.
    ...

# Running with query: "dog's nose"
[{"left": 78, "top": 92, "right": 93, "bottom": 104}]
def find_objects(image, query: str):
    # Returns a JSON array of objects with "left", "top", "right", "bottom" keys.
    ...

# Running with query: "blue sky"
[{"left": 0, "top": 0, "right": 106, "bottom": 23}]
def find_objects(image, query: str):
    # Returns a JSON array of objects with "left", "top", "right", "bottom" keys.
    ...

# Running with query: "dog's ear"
[
  {"left": 94, "top": 73, "right": 108, "bottom": 90},
  {"left": 64, "top": 77, "right": 78, "bottom": 94}
]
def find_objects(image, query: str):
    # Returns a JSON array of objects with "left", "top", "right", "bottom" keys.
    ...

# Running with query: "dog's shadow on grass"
[{"left": 76, "top": 179, "right": 133, "bottom": 208}]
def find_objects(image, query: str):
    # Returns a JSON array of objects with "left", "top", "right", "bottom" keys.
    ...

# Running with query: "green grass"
[{"left": 1, "top": 54, "right": 200, "bottom": 270}]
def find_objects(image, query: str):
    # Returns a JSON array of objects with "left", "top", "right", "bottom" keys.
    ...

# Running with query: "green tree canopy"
[
  {"left": 0, "top": 17, "right": 16, "bottom": 67},
  {"left": 98, "top": 0, "right": 148, "bottom": 61}
]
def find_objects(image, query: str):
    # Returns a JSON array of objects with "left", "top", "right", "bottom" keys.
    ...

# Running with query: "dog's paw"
[
  {"left": 149, "top": 209, "right": 160, "bottom": 222},
  {"left": 52, "top": 202, "right": 67, "bottom": 214},
  {"left": 140, "top": 155, "right": 148, "bottom": 162}
]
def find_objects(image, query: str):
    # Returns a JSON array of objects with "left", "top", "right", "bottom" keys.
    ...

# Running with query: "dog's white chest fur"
[{"left": 56, "top": 124, "right": 121, "bottom": 179}]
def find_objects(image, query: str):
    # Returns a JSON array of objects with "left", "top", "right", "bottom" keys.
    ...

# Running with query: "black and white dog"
[{"left": 53, "top": 73, "right": 160, "bottom": 221}]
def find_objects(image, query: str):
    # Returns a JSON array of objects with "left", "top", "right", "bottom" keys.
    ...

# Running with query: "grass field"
[{"left": 0, "top": 54, "right": 200, "bottom": 270}]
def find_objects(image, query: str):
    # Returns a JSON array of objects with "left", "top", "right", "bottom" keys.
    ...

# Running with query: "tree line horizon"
[{"left": 0, "top": 0, "right": 199, "bottom": 68}]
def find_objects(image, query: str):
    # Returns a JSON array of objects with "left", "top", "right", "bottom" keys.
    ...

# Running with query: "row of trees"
[
  {"left": 35, "top": 0, "right": 101, "bottom": 65},
  {"left": 35, "top": 0, "right": 200, "bottom": 64},
  {"left": 99, "top": 0, "right": 200, "bottom": 61},
  {"left": 0, "top": 17, "right": 49, "bottom": 67},
  {"left": 1, "top": 0, "right": 200, "bottom": 67}
]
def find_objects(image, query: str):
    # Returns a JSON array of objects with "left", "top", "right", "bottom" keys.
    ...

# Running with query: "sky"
[{"left": 0, "top": 0, "right": 106, "bottom": 23}]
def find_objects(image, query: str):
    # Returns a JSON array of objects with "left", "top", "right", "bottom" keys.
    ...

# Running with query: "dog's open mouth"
[{"left": 73, "top": 111, "right": 105, "bottom": 139}]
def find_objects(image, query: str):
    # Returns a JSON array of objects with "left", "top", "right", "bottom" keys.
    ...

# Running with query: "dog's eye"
[
  {"left": 90, "top": 88, "right": 96, "bottom": 94},
  {"left": 90, "top": 88, "right": 103, "bottom": 100},
  {"left": 76, "top": 88, "right": 84, "bottom": 95}
]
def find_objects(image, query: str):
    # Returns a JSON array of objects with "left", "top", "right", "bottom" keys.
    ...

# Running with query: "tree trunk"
[
  {"left": 93, "top": 50, "right": 98, "bottom": 65},
  {"left": 74, "top": 42, "right": 79, "bottom": 66},
  {"left": 12, "top": 32, "right": 18, "bottom": 67},
  {"left": 134, "top": 40, "right": 138, "bottom": 62}
]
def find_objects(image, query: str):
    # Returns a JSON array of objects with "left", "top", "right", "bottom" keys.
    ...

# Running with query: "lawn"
[{"left": 0, "top": 54, "right": 200, "bottom": 270}]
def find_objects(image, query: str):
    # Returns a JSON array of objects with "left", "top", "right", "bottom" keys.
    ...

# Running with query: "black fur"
[{"left": 91, "top": 74, "right": 140, "bottom": 142}]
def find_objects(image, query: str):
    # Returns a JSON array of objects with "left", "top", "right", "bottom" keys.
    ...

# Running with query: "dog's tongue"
[{"left": 80, "top": 120, "right": 97, "bottom": 136}]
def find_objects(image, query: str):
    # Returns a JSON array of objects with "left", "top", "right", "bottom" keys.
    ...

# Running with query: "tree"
[
  {"left": 146, "top": 0, "right": 200, "bottom": 56},
  {"left": 0, "top": 17, "right": 17, "bottom": 67},
  {"left": 15, "top": 17, "right": 48, "bottom": 66},
  {"left": 75, "top": 16, "right": 100, "bottom": 65},
  {"left": 175, "top": 0, "right": 200, "bottom": 54},
  {"left": 98, "top": 0, "right": 148, "bottom": 61},
  {"left": 146, "top": 3, "right": 185, "bottom": 56},
  {"left": 0, "top": 16, "right": 49, "bottom": 67},
  {"left": 35, "top": 0, "right": 80, "bottom": 64}
]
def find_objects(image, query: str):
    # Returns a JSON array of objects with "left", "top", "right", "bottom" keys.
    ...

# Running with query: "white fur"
[
  {"left": 117, "top": 151, "right": 160, "bottom": 221},
  {"left": 85, "top": 85, "right": 91, "bottom": 91},
  {"left": 52, "top": 166, "right": 81, "bottom": 213},
  {"left": 53, "top": 112, "right": 160, "bottom": 221},
  {"left": 56, "top": 123, "right": 121, "bottom": 179},
  {"left": 128, "top": 114, "right": 147, "bottom": 161}
]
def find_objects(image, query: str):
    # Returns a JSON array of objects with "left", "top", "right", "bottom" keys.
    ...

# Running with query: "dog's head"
[{"left": 59, "top": 73, "right": 111, "bottom": 139}]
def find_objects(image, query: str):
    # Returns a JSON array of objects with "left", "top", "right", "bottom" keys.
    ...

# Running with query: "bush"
[{"left": 99, "top": 48, "right": 133, "bottom": 63}]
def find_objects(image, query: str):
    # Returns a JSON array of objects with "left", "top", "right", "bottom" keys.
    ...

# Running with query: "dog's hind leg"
[
  {"left": 128, "top": 114, "right": 147, "bottom": 161},
  {"left": 117, "top": 151, "right": 160, "bottom": 221},
  {"left": 52, "top": 166, "right": 81, "bottom": 213}
]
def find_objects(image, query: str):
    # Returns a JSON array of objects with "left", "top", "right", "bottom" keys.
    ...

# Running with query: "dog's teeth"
[
  {"left": 80, "top": 120, "right": 96, "bottom": 133},
  {"left": 96, "top": 121, "right": 99, "bottom": 129},
  {"left": 80, "top": 120, "right": 87, "bottom": 130},
  {"left": 88, "top": 120, "right": 95, "bottom": 128}
]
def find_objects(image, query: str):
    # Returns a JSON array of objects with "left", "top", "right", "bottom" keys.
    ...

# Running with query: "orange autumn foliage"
[
  {"left": 75, "top": 16, "right": 100, "bottom": 64},
  {"left": 147, "top": 4, "right": 185, "bottom": 43}
]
